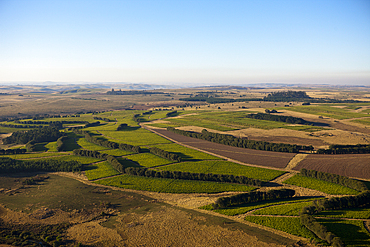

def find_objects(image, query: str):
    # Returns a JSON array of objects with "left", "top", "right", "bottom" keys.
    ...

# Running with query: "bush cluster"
[
  {"left": 166, "top": 110, "right": 178, "bottom": 117},
  {"left": 2, "top": 126, "right": 62, "bottom": 145},
  {"left": 25, "top": 141, "right": 36, "bottom": 152},
  {"left": 116, "top": 123, "right": 128, "bottom": 131},
  {"left": 167, "top": 127, "right": 312, "bottom": 153},
  {"left": 124, "top": 167, "right": 263, "bottom": 187},
  {"left": 0, "top": 157, "right": 82, "bottom": 173},
  {"left": 300, "top": 168, "right": 368, "bottom": 192},
  {"left": 213, "top": 189, "right": 295, "bottom": 209},
  {"left": 246, "top": 112, "right": 311, "bottom": 125},
  {"left": 149, "top": 147, "right": 181, "bottom": 162},
  {"left": 56, "top": 136, "right": 68, "bottom": 152}
]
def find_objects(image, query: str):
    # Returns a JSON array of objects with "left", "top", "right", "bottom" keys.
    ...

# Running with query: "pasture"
[
  {"left": 127, "top": 153, "right": 174, "bottom": 167},
  {"left": 84, "top": 161, "right": 120, "bottom": 180}
]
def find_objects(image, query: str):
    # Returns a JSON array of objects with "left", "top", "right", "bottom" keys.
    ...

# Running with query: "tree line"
[
  {"left": 149, "top": 147, "right": 181, "bottom": 162},
  {"left": 124, "top": 167, "right": 263, "bottom": 187},
  {"left": 300, "top": 168, "right": 368, "bottom": 192},
  {"left": 167, "top": 127, "right": 313, "bottom": 153},
  {"left": 93, "top": 117, "right": 116, "bottom": 122},
  {"left": 246, "top": 112, "right": 311, "bottom": 125},
  {"left": 72, "top": 149, "right": 126, "bottom": 173},
  {"left": 300, "top": 213, "right": 344, "bottom": 246},
  {"left": 213, "top": 189, "right": 295, "bottom": 209},
  {"left": 72, "top": 129, "right": 142, "bottom": 153},
  {"left": 2, "top": 126, "right": 63, "bottom": 145},
  {"left": 0, "top": 149, "right": 26, "bottom": 155},
  {"left": 0, "top": 157, "right": 82, "bottom": 173},
  {"left": 317, "top": 144, "right": 370, "bottom": 154},
  {"left": 299, "top": 191, "right": 370, "bottom": 247},
  {"left": 107, "top": 89, "right": 165, "bottom": 95},
  {"left": 14, "top": 120, "right": 87, "bottom": 125}
]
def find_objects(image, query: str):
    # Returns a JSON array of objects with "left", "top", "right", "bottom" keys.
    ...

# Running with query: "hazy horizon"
[{"left": 1, "top": 0, "right": 369, "bottom": 85}]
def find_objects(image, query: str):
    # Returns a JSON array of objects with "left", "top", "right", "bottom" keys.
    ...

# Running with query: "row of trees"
[
  {"left": 213, "top": 189, "right": 295, "bottom": 209},
  {"left": 107, "top": 89, "right": 165, "bottom": 95},
  {"left": 166, "top": 110, "right": 178, "bottom": 117},
  {"left": 149, "top": 147, "right": 181, "bottom": 162},
  {"left": 300, "top": 169, "right": 368, "bottom": 192},
  {"left": 93, "top": 117, "right": 115, "bottom": 122},
  {"left": 246, "top": 112, "right": 311, "bottom": 125},
  {"left": 124, "top": 167, "right": 264, "bottom": 187},
  {"left": 0, "top": 157, "right": 82, "bottom": 173},
  {"left": 302, "top": 191, "right": 370, "bottom": 213},
  {"left": 72, "top": 129, "right": 142, "bottom": 153},
  {"left": 72, "top": 149, "right": 125, "bottom": 173},
  {"left": 2, "top": 126, "right": 63, "bottom": 145},
  {"left": 317, "top": 144, "right": 370, "bottom": 154},
  {"left": 0, "top": 123, "right": 44, "bottom": 129},
  {"left": 167, "top": 128, "right": 313, "bottom": 153},
  {"left": 15, "top": 120, "right": 87, "bottom": 125},
  {"left": 300, "top": 214, "right": 344, "bottom": 246},
  {"left": 299, "top": 190, "right": 370, "bottom": 246},
  {"left": 0, "top": 149, "right": 26, "bottom": 155}
]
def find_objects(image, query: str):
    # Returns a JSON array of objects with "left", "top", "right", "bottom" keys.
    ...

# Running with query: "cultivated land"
[{"left": 0, "top": 84, "right": 370, "bottom": 246}]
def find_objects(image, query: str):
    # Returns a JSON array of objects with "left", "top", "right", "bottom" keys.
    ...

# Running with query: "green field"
[
  {"left": 99, "top": 128, "right": 172, "bottom": 146},
  {"left": 351, "top": 117, "right": 370, "bottom": 126},
  {"left": 244, "top": 216, "right": 318, "bottom": 239},
  {"left": 204, "top": 198, "right": 316, "bottom": 216},
  {"left": 161, "top": 110, "right": 327, "bottom": 132},
  {"left": 95, "top": 174, "right": 255, "bottom": 193},
  {"left": 153, "top": 143, "right": 221, "bottom": 161},
  {"left": 36, "top": 155, "right": 102, "bottom": 165},
  {"left": 251, "top": 201, "right": 314, "bottom": 216},
  {"left": 127, "top": 153, "right": 174, "bottom": 167},
  {"left": 159, "top": 160, "right": 285, "bottom": 181},
  {"left": 283, "top": 175, "right": 360, "bottom": 195},
  {"left": 100, "top": 149, "right": 133, "bottom": 156},
  {"left": 277, "top": 105, "right": 369, "bottom": 120},
  {"left": 317, "top": 207, "right": 370, "bottom": 219},
  {"left": 85, "top": 161, "right": 120, "bottom": 180},
  {"left": 76, "top": 137, "right": 107, "bottom": 150},
  {"left": 319, "top": 219, "right": 370, "bottom": 247}
]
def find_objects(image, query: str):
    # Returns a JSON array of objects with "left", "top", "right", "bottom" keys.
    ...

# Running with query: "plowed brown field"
[
  {"left": 293, "top": 154, "right": 370, "bottom": 180},
  {"left": 153, "top": 129, "right": 295, "bottom": 168}
]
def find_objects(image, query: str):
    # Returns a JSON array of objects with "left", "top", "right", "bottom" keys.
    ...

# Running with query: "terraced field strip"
[
  {"left": 150, "top": 128, "right": 295, "bottom": 169},
  {"left": 294, "top": 153, "right": 370, "bottom": 180}
]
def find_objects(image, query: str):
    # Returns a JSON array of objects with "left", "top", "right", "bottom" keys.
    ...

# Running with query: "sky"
[{"left": 0, "top": 0, "right": 369, "bottom": 85}]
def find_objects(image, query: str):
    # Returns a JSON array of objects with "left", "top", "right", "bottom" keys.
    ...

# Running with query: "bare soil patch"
[
  {"left": 153, "top": 128, "right": 295, "bottom": 168},
  {"left": 294, "top": 154, "right": 370, "bottom": 180}
]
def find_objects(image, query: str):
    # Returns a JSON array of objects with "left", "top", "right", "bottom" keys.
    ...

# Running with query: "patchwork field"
[{"left": 1, "top": 85, "right": 370, "bottom": 246}]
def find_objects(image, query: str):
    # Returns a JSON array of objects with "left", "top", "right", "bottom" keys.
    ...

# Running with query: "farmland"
[
  {"left": 283, "top": 175, "right": 360, "bottom": 195},
  {"left": 1, "top": 85, "right": 370, "bottom": 246}
]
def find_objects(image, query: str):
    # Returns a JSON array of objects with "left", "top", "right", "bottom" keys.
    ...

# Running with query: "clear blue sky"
[{"left": 0, "top": 0, "right": 369, "bottom": 85}]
